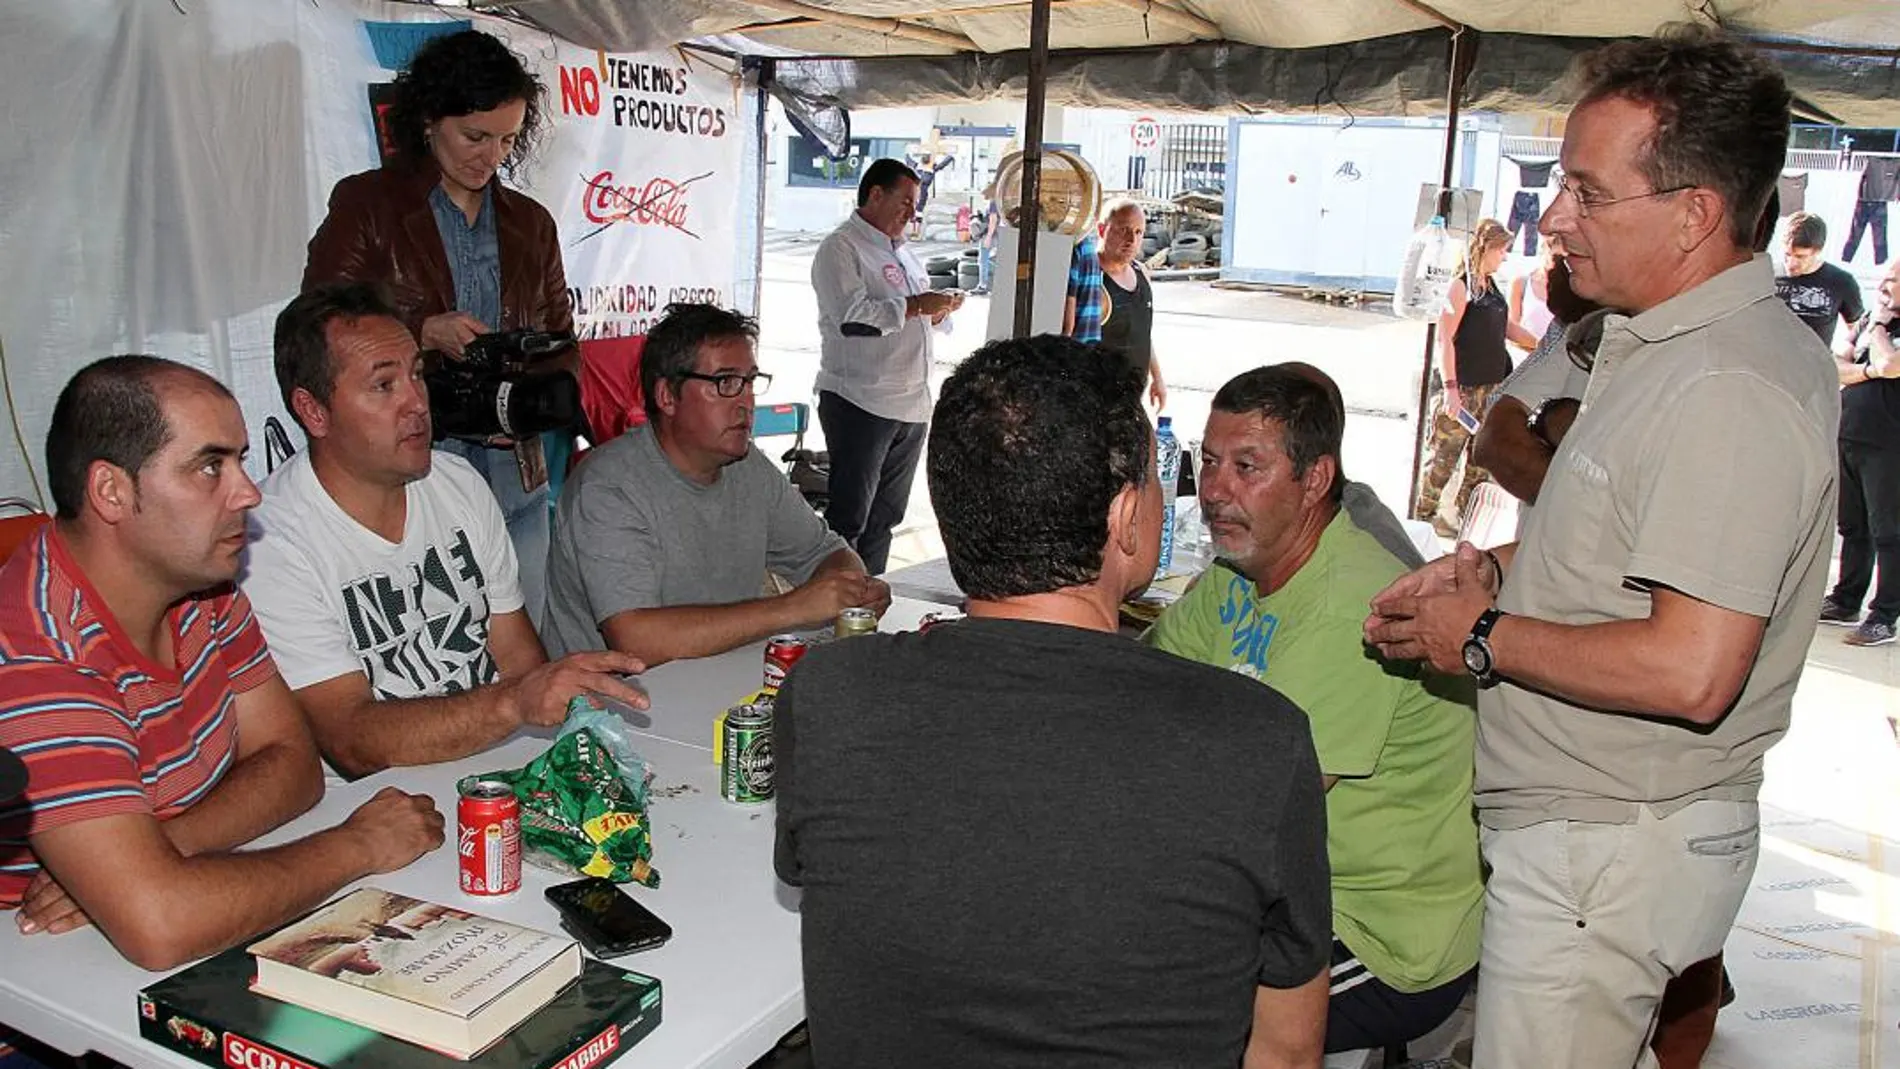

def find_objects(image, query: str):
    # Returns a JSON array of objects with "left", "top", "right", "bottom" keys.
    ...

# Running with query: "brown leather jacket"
[{"left": 302, "top": 160, "right": 574, "bottom": 340}]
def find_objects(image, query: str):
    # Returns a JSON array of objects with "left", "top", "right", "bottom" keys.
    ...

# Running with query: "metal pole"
[
  {"left": 1406, "top": 26, "right": 1473, "bottom": 521},
  {"left": 1010, "top": 0, "right": 1053, "bottom": 337},
  {"left": 751, "top": 59, "right": 773, "bottom": 320}
]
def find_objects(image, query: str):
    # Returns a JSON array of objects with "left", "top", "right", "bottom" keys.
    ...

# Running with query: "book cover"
[
  {"left": 137, "top": 946, "right": 661, "bottom": 1069},
  {"left": 247, "top": 888, "right": 575, "bottom": 1022}
]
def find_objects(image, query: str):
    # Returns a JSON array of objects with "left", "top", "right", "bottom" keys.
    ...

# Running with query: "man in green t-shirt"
[{"left": 1146, "top": 364, "right": 1482, "bottom": 1054}]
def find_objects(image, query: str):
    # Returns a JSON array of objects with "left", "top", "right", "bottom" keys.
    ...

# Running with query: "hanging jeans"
[
  {"left": 1507, "top": 191, "right": 1541, "bottom": 256},
  {"left": 1844, "top": 199, "right": 1889, "bottom": 265}
]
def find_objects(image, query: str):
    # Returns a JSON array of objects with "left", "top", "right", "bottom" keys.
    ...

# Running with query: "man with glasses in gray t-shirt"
[{"left": 544, "top": 304, "right": 890, "bottom": 667}]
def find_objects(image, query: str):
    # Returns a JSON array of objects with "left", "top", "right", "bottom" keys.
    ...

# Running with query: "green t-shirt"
[{"left": 1144, "top": 511, "right": 1483, "bottom": 992}]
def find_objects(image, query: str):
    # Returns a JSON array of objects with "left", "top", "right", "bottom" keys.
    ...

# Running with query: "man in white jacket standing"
[{"left": 810, "top": 158, "right": 963, "bottom": 575}]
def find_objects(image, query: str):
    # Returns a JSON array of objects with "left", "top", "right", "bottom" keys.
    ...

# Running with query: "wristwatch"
[
  {"left": 1526, "top": 398, "right": 1564, "bottom": 449},
  {"left": 1462, "top": 608, "right": 1506, "bottom": 688}
]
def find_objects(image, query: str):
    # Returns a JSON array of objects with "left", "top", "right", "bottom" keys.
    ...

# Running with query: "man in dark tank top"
[{"left": 1098, "top": 200, "right": 1168, "bottom": 410}]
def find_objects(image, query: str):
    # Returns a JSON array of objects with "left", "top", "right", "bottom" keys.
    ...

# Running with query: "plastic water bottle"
[
  {"left": 1394, "top": 215, "right": 1459, "bottom": 320},
  {"left": 1155, "top": 416, "right": 1182, "bottom": 579}
]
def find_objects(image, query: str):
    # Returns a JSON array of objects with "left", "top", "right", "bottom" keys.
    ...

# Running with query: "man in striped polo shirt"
[{"left": 0, "top": 356, "right": 444, "bottom": 976}]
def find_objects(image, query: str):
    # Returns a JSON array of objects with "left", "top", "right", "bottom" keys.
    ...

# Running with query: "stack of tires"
[
  {"left": 956, "top": 248, "right": 982, "bottom": 290},
  {"left": 925, "top": 249, "right": 982, "bottom": 291},
  {"left": 1169, "top": 232, "right": 1209, "bottom": 268},
  {"left": 925, "top": 253, "right": 960, "bottom": 291}
]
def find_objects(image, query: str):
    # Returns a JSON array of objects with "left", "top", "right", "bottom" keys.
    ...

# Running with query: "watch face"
[{"left": 1462, "top": 639, "right": 1489, "bottom": 677}]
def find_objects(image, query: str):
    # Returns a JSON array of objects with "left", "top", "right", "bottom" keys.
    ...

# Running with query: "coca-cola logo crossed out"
[{"left": 579, "top": 170, "right": 713, "bottom": 241}]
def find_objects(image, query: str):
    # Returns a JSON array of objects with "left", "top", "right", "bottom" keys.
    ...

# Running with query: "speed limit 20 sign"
[{"left": 1130, "top": 116, "right": 1160, "bottom": 149}]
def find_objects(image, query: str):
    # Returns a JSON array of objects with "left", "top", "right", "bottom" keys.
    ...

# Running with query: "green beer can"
[{"left": 721, "top": 701, "right": 776, "bottom": 803}]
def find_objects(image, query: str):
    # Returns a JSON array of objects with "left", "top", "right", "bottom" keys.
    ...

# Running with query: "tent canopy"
[{"left": 471, "top": 1, "right": 1900, "bottom": 122}]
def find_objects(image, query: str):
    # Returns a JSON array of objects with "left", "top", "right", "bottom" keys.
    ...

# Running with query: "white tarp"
[
  {"left": 0, "top": 1, "right": 752, "bottom": 506},
  {"left": 518, "top": 0, "right": 1900, "bottom": 55}
]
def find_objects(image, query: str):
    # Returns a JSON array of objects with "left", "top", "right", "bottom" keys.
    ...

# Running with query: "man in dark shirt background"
[
  {"left": 1824, "top": 257, "right": 1900, "bottom": 647},
  {"left": 774, "top": 333, "right": 1331, "bottom": 1069},
  {"left": 1777, "top": 211, "right": 1866, "bottom": 352},
  {"left": 1098, "top": 199, "right": 1167, "bottom": 411}
]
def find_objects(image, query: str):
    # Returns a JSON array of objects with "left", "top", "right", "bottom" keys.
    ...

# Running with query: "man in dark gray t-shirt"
[
  {"left": 543, "top": 304, "right": 889, "bottom": 666},
  {"left": 775, "top": 334, "right": 1331, "bottom": 1069}
]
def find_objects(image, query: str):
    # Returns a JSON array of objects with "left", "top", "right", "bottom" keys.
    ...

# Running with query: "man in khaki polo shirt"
[{"left": 1364, "top": 27, "right": 1837, "bottom": 1069}]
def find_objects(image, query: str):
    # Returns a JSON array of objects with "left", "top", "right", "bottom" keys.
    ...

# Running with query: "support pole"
[
  {"left": 751, "top": 59, "right": 773, "bottom": 320},
  {"left": 1011, "top": 0, "right": 1053, "bottom": 337},
  {"left": 1406, "top": 25, "right": 1475, "bottom": 523}
]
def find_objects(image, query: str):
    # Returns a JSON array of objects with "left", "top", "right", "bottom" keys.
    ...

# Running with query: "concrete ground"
[
  {"left": 752, "top": 229, "right": 1429, "bottom": 572},
  {"left": 749, "top": 229, "right": 1900, "bottom": 1068}
]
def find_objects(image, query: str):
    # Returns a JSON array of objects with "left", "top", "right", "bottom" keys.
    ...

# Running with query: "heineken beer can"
[
  {"left": 835, "top": 607, "right": 877, "bottom": 638},
  {"left": 721, "top": 702, "right": 776, "bottom": 803},
  {"left": 456, "top": 777, "right": 521, "bottom": 896}
]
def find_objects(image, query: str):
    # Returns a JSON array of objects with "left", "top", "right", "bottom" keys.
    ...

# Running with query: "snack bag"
[{"left": 481, "top": 699, "right": 660, "bottom": 886}]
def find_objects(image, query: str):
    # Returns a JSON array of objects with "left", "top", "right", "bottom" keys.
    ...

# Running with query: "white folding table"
[{"left": 0, "top": 596, "right": 947, "bottom": 1069}]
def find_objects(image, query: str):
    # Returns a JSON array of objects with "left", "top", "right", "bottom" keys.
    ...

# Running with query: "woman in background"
[
  {"left": 303, "top": 29, "right": 575, "bottom": 626},
  {"left": 1414, "top": 218, "right": 1538, "bottom": 536},
  {"left": 1509, "top": 242, "right": 1559, "bottom": 350}
]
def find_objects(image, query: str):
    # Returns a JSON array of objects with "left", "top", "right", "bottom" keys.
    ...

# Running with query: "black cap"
[{"left": 0, "top": 746, "right": 24, "bottom": 804}]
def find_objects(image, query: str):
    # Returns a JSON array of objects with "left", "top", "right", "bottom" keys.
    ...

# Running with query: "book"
[
  {"left": 138, "top": 945, "right": 660, "bottom": 1069},
  {"left": 245, "top": 888, "right": 582, "bottom": 1060}
]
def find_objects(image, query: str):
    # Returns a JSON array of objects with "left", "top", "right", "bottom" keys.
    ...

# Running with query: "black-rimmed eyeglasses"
[{"left": 677, "top": 371, "right": 772, "bottom": 397}]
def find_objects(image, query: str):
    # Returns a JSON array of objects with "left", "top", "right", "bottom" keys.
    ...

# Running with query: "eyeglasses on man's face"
[
  {"left": 677, "top": 370, "right": 772, "bottom": 397},
  {"left": 1554, "top": 173, "right": 1693, "bottom": 219}
]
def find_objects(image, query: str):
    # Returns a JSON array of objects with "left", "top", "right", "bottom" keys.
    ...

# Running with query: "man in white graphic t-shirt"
[{"left": 243, "top": 283, "right": 647, "bottom": 779}]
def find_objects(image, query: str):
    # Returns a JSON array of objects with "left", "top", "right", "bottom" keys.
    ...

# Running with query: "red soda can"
[
  {"left": 456, "top": 777, "right": 521, "bottom": 896},
  {"left": 763, "top": 634, "right": 809, "bottom": 692}
]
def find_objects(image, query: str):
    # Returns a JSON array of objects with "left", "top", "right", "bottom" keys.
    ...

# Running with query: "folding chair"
[{"left": 753, "top": 402, "right": 826, "bottom": 513}]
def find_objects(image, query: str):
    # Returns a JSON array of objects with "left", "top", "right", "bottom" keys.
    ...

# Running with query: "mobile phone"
[
  {"left": 1455, "top": 407, "right": 1482, "bottom": 434},
  {"left": 545, "top": 877, "right": 672, "bottom": 958}
]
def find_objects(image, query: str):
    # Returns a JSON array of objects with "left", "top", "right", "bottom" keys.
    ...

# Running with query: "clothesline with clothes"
[
  {"left": 1492, "top": 150, "right": 1900, "bottom": 268},
  {"left": 1501, "top": 155, "right": 1555, "bottom": 256}
]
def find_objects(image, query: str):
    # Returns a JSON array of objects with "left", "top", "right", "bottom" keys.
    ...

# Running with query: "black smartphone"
[{"left": 544, "top": 876, "right": 672, "bottom": 958}]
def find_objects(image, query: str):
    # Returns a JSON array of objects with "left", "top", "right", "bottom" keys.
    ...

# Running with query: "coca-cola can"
[
  {"left": 456, "top": 777, "right": 521, "bottom": 897},
  {"left": 763, "top": 634, "right": 809, "bottom": 692}
]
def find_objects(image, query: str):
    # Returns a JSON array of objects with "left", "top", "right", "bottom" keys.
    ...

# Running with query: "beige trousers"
[{"left": 1472, "top": 800, "right": 1759, "bottom": 1069}]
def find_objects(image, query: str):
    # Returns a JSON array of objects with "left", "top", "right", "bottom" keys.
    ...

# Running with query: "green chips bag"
[{"left": 480, "top": 726, "right": 660, "bottom": 887}]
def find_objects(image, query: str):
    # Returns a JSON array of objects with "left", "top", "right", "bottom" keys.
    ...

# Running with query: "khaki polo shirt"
[{"left": 1477, "top": 256, "right": 1839, "bottom": 829}]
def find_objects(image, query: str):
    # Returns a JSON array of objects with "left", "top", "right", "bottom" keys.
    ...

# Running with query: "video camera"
[{"left": 425, "top": 329, "right": 584, "bottom": 442}]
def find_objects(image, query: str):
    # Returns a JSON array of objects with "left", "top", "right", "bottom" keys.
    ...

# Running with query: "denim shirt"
[{"left": 427, "top": 183, "right": 503, "bottom": 332}]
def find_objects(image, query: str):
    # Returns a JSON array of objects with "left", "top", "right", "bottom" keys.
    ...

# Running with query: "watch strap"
[{"left": 1470, "top": 607, "right": 1503, "bottom": 641}]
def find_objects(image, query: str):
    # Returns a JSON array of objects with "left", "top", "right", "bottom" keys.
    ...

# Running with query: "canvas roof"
[{"left": 456, "top": 1, "right": 1900, "bottom": 122}]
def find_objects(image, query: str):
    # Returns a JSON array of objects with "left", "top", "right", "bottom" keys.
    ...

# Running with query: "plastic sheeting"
[
  {"left": 0, "top": 0, "right": 759, "bottom": 505},
  {"left": 0, "top": 0, "right": 374, "bottom": 507},
  {"left": 763, "top": 31, "right": 1900, "bottom": 126},
  {"left": 771, "top": 32, "right": 1461, "bottom": 118}
]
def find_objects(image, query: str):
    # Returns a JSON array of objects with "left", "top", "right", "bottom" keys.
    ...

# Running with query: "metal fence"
[
  {"left": 1788, "top": 148, "right": 1849, "bottom": 170},
  {"left": 1500, "top": 135, "right": 1561, "bottom": 157},
  {"left": 1499, "top": 135, "right": 1866, "bottom": 174},
  {"left": 1139, "top": 123, "right": 1227, "bottom": 202}
]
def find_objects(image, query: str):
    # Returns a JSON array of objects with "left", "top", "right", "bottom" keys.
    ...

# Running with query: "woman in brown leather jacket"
[{"left": 302, "top": 29, "right": 573, "bottom": 626}]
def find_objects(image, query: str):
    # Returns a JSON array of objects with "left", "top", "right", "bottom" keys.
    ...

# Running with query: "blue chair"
[
  {"left": 753, "top": 402, "right": 827, "bottom": 513},
  {"left": 753, "top": 400, "right": 809, "bottom": 441}
]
